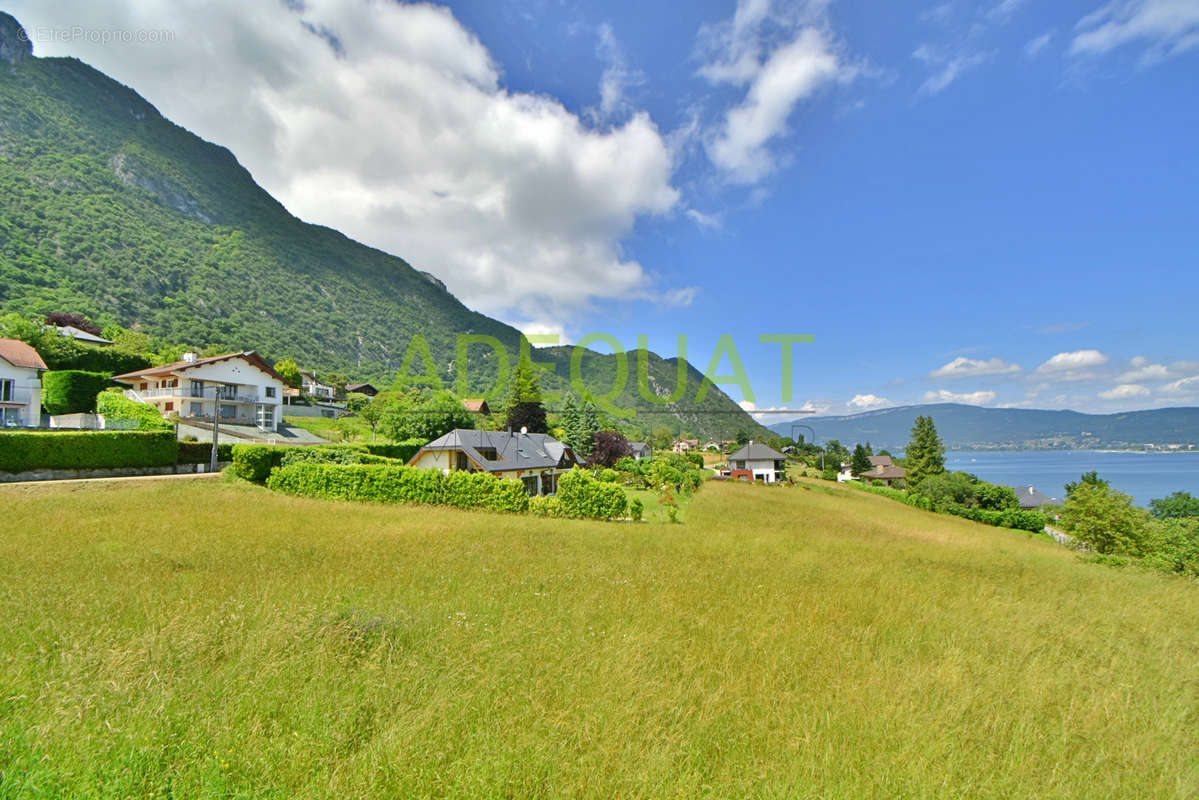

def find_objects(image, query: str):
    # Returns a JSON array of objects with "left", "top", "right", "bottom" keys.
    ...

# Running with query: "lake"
[{"left": 942, "top": 451, "right": 1199, "bottom": 507}]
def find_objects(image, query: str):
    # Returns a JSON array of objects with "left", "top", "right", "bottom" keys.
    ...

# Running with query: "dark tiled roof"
[
  {"left": 0, "top": 338, "right": 47, "bottom": 370},
  {"left": 863, "top": 465, "right": 906, "bottom": 480},
  {"left": 112, "top": 351, "right": 285, "bottom": 384},
  {"left": 412, "top": 429, "right": 577, "bottom": 473},
  {"left": 727, "top": 441, "right": 786, "bottom": 461},
  {"left": 1011, "top": 485, "right": 1056, "bottom": 508}
]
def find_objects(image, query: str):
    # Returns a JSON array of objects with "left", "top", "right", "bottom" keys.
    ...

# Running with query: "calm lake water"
[{"left": 942, "top": 451, "right": 1199, "bottom": 507}]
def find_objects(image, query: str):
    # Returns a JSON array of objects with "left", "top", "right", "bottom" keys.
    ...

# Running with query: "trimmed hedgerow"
[
  {"left": 231, "top": 444, "right": 292, "bottom": 483},
  {"left": 852, "top": 482, "right": 1046, "bottom": 533},
  {"left": 265, "top": 463, "right": 530, "bottom": 513},
  {"left": 96, "top": 390, "right": 172, "bottom": 431},
  {"left": 557, "top": 468, "right": 628, "bottom": 520},
  {"left": 40, "top": 371, "right": 112, "bottom": 415},
  {"left": 361, "top": 439, "right": 427, "bottom": 463},
  {"left": 530, "top": 495, "right": 566, "bottom": 517},
  {"left": 176, "top": 441, "right": 235, "bottom": 464},
  {"left": 0, "top": 430, "right": 177, "bottom": 472}
]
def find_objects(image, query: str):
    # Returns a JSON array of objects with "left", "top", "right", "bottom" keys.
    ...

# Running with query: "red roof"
[
  {"left": 112, "top": 351, "right": 285, "bottom": 384},
  {"left": 0, "top": 338, "right": 48, "bottom": 370}
]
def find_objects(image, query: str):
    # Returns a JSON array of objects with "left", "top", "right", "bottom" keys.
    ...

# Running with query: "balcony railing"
[
  {"left": 0, "top": 387, "right": 33, "bottom": 406},
  {"left": 137, "top": 387, "right": 264, "bottom": 404}
]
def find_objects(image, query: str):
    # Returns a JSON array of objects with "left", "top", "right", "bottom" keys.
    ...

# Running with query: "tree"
[
  {"left": 575, "top": 401, "right": 601, "bottom": 459},
  {"left": 735, "top": 429, "right": 749, "bottom": 446},
  {"left": 45, "top": 311, "right": 102, "bottom": 336},
  {"left": 850, "top": 443, "right": 873, "bottom": 477},
  {"left": 823, "top": 439, "right": 850, "bottom": 468},
  {"left": 274, "top": 357, "right": 301, "bottom": 389},
  {"left": 590, "top": 430, "right": 632, "bottom": 467},
  {"left": 1065, "top": 471, "right": 1110, "bottom": 499},
  {"left": 1060, "top": 482, "right": 1149, "bottom": 556},
  {"left": 906, "top": 415, "right": 945, "bottom": 488},
  {"left": 355, "top": 395, "right": 385, "bottom": 441},
  {"left": 505, "top": 358, "right": 547, "bottom": 434},
  {"left": 560, "top": 393, "right": 582, "bottom": 450},
  {"left": 650, "top": 426, "right": 675, "bottom": 450},
  {"left": 1150, "top": 491, "right": 1199, "bottom": 519},
  {"left": 323, "top": 371, "right": 348, "bottom": 399}
]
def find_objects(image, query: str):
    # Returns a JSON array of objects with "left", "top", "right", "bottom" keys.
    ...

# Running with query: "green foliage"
[
  {"left": 630, "top": 497, "right": 644, "bottom": 521},
  {"left": 853, "top": 483, "right": 1046, "bottom": 533},
  {"left": 597, "top": 468, "right": 620, "bottom": 484},
  {"left": 231, "top": 444, "right": 292, "bottom": 483},
  {"left": 505, "top": 359, "right": 548, "bottom": 434},
  {"left": 266, "top": 463, "right": 530, "bottom": 513},
  {"left": 685, "top": 450, "right": 704, "bottom": 468},
  {"left": 1065, "top": 471, "right": 1110, "bottom": 499},
  {"left": 95, "top": 389, "right": 171, "bottom": 430},
  {"left": 1149, "top": 491, "right": 1199, "bottom": 519},
  {"left": 556, "top": 468, "right": 628, "bottom": 519},
  {"left": 914, "top": 471, "right": 978, "bottom": 506},
  {"left": 360, "top": 440, "right": 426, "bottom": 462},
  {"left": 274, "top": 358, "right": 301, "bottom": 389},
  {"left": 850, "top": 443, "right": 873, "bottom": 477},
  {"left": 529, "top": 494, "right": 566, "bottom": 517},
  {"left": 1060, "top": 483, "right": 1149, "bottom": 556},
  {"left": 905, "top": 415, "right": 946, "bottom": 487},
  {"left": 0, "top": 430, "right": 176, "bottom": 472},
  {"left": 975, "top": 482, "right": 1019, "bottom": 511},
  {"left": 40, "top": 370, "right": 111, "bottom": 415},
  {"left": 821, "top": 468, "right": 838, "bottom": 481},
  {"left": 176, "top": 441, "right": 234, "bottom": 464},
  {"left": 1141, "top": 518, "right": 1199, "bottom": 576},
  {"left": 280, "top": 445, "right": 373, "bottom": 467}
]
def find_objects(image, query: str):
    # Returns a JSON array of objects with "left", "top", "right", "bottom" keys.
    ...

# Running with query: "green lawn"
[
  {"left": 1, "top": 477, "right": 1197, "bottom": 798},
  {"left": 283, "top": 414, "right": 380, "bottom": 444}
]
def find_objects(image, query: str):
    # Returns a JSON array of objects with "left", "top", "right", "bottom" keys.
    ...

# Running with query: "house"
[
  {"left": 112, "top": 351, "right": 286, "bottom": 431},
  {"left": 461, "top": 398, "right": 491, "bottom": 415},
  {"left": 345, "top": 382, "right": 378, "bottom": 397},
  {"left": 859, "top": 458, "right": 907, "bottom": 487},
  {"left": 672, "top": 438, "right": 699, "bottom": 454},
  {"left": 53, "top": 325, "right": 113, "bottom": 347},
  {"left": 628, "top": 441, "right": 651, "bottom": 460},
  {"left": 703, "top": 440, "right": 722, "bottom": 451},
  {"left": 1011, "top": 485, "right": 1057, "bottom": 509},
  {"left": 0, "top": 338, "right": 47, "bottom": 428},
  {"left": 726, "top": 441, "right": 787, "bottom": 483},
  {"left": 408, "top": 428, "right": 580, "bottom": 496},
  {"left": 298, "top": 369, "right": 336, "bottom": 401}
]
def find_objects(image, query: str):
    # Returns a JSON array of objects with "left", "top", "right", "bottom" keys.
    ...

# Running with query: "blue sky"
[{"left": 9, "top": 0, "right": 1199, "bottom": 416}]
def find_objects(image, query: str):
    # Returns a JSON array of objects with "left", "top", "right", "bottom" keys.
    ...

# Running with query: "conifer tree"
[
  {"left": 905, "top": 415, "right": 946, "bottom": 488},
  {"left": 851, "top": 443, "right": 873, "bottom": 477},
  {"left": 505, "top": 358, "right": 548, "bottom": 433}
]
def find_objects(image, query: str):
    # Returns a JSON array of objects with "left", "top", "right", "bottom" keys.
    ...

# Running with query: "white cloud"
[
  {"left": 590, "top": 22, "right": 645, "bottom": 124},
  {"left": 10, "top": 0, "right": 683, "bottom": 329},
  {"left": 657, "top": 287, "right": 701, "bottom": 308},
  {"left": 1116, "top": 356, "right": 1199, "bottom": 382},
  {"left": 913, "top": 44, "right": 994, "bottom": 95},
  {"left": 923, "top": 389, "right": 997, "bottom": 405},
  {"left": 1098, "top": 383, "right": 1150, "bottom": 399},
  {"left": 1072, "top": 0, "right": 1199, "bottom": 60},
  {"left": 739, "top": 399, "right": 800, "bottom": 422},
  {"left": 698, "top": 1, "right": 853, "bottom": 184},
  {"left": 847, "top": 393, "right": 893, "bottom": 410},
  {"left": 988, "top": 0, "right": 1029, "bottom": 22},
  {"left": 685, "top": 208, "right": 723, "bottom": 230},
  {"left": 1024, "top": 31, "right": 1055, "bottom": 58},
  {"left": 1161, "top": 375, "right": 1199, "bottom": 396},
  {"left": 1034, "top": 349, "right": 1110, "bottom": 380},
  {"left": 929, "top": 356, "right": 1021, "bottom": 379}
]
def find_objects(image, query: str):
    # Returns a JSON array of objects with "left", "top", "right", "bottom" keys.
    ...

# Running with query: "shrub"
[
  {"left": 1060, "top": 483, "right": 1149, "bottom": 556},
  {"left": 177, "top": 441, "right": 235, "bottom": 464},
  {"left": 266, "top": 463, "right": 530, "bottom": 513},
  {"left": 976, "top": 483, "right": 1019, "bottom": 511},
  {"left": 280, "top": 445, "right": 369, "bottom": 467},
  {"left": 821, "top": 468, "right": 838, "bottom": 481},
  {"left": 914, "top": 471, "right": 977, "bottom": 507},
  {"left": 630, "top": 497, "right": 644, "bottom": 521},
  {"left": 0, "top": 430, "right": 177, "bottom": 472},
  {"left": 557, "top": 468, "right": 628, "bottom": 520},
  {"left": 1142, "top": 518, "right": 1199, "bottom": 576},
  {"left": 598, "top": 468, "right": 620, "bottom": 484},
  {"left": 361, "top": 439, "right": 427, "bottom": 462},
  {"left": 40, "top": 371, "right": 112, "bottom": 415},
  {"left": 851, "top": 482, "right": 1044, "bottom": 533},
  {"left": 530, "top": 495, "right": 565, "bottom": 518},
  {"left": 231, "top": 444, "right": 292, "bottom": 483},
  {"left": 96, "top": 390, "right": 171, "bottom": 431}
]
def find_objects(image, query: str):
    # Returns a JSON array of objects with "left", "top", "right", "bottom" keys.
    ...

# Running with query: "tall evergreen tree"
[
  {"left": 505, "top": 358, "right": 548, "bottom": 433},
  {"left": 851, "top": 443, "right": 873, "bottom": 477},
  {"left": 905, "top": 415, "right": 946, "bottom": 487},
  {"left": 577, "top": 401, "right": 601, "bottom": 458},
  {"left": 561, "top": 392, "right": 583, "bottom": 451}
]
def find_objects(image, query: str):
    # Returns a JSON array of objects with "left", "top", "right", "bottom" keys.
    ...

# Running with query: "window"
[
  {"left": 189, "top": 402, "right": 204, "bottom": 417},
  {"left": 255, "top": 404, "right": 274, "bottom": 430},
  {"left": 0, "top": 379, "right": 13, "bottom": 402},
  {"left": 264, "top": 386, "right": 276, "bottom": 399},
  {"left": 220, "top": 404, "right": 236, "bottom": 419},
  {"left": 217, "top": 385, "right": 237, "bottom": 400},
  {"left": 190, "top": 380, "right": 205, "bottom": 398},
  {"left": 164, "top": 402, "right": 174, "bottom": 412}
]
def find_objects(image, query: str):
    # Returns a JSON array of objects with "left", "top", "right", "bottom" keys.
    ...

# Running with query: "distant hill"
[
  {"left": 770, "top": 403, "right": 1199, "bottom": 451},
  {"left": 0, "top": 13, "right": 767, "bottom": 440}
]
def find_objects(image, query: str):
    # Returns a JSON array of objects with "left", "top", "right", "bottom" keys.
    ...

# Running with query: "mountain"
[
  {"left": 770, "top": 403, "right": 1199, "bottom": 451},
  {"left": 0, "top": 13, "right": 767, "bottom": 440}
]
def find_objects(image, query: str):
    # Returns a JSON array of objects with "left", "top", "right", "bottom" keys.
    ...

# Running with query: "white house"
[
  {"left": 112, "top": 351, "right": 286, "bottom": 431},
  {"left": 0, "top": 338, "right": 47, "bottom": 427},
  {"left": 299, "top": 369, "right": 336, "bottom": 401},
  {"left": 726, "top": 441, "right": 788, "bottom": 483},
  {"left": 408, "top": 428, "right": 580, "bottom": 496},
  {"left": 628, "top": 441, "right": 652, "bottom": 460}
]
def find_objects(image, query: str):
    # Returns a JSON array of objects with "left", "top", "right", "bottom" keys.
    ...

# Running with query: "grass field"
[{"left": 2, "top": 477, "right": 1197, "bottom": 798}]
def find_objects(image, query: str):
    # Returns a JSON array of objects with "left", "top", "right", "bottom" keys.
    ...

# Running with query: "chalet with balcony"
[
  {"left": 408, "top": 428, "right": 579, "bottom": 496},
  {"left": 0, "top": 338, "right": 47, "bottom": 428},
  {"left": 727, "top": 441, "right": 787, "bottom": 483},
  {"left": 112, "top": 351, "right": 286, "bottom": 431}
]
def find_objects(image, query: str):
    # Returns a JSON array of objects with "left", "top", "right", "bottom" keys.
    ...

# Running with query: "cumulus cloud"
[
  {"left": 1116, "top": 356, "right": 1199, "bottom": 383},
  {"left": 929, "top": 356, "right": 1021, "bottom": 379},
  {"left": 1098, "top": 383, "right": 1150, "bottom": 399},
  {"left": 923, "top": 389, "right": 997, "bottom": 405},
  {"left": 1161, "top": 375, "right": 1199, "bottom": 396},
  {"left": 11, "top": 0, "right": 683, "bottom": 329},
  {"left": 1072, "top": 0, "right": 1199, "bottom": 60},
  {"left": 847, "top": 393, "right": 893, "bottom": 410},
  {"left": 739, "top": 399, "right": 800, "bottom": 422},
  {"left": 698, "top": 0, "right": 853, "bottom": 184},
  {"left": 913, "top": 44, "right": 995, "bottom": 95},
  {"left": 1034, "top": 349, "right": 1110, "bottom": 380}
]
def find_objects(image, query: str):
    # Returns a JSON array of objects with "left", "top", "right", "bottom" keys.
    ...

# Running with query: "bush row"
[
  {"left": 176, "top": 441, "right": 235, "bottom": 464},
  {"left": 0, "top": 430, "right": 178, "bottom": 472},
  {"left": 854, "top": 483, "right": 1046, "bottom": 533},
  {"left": 96, "top": 390, "right": 173, "bottom": 431},
  {"left": 231, "top": 442, "right": 422, "bottom": 482},
  {"left": 265, "top": 463, "right": 530, "bottom": 513},
  {"left": 41, "top": 371, "right": 113, "bottom": 416},
  {"left": 555, "top": 468, "right": 629, "bottom": 519}
]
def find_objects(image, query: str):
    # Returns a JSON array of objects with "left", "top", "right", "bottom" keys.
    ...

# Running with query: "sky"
[{"left": 8, "top": 0, "right": 1199, "bottom": 419}]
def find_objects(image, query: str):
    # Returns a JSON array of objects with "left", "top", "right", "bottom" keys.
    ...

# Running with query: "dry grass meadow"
[{"left": 1, "top": 475, "right": 1197, "bottom": 798}]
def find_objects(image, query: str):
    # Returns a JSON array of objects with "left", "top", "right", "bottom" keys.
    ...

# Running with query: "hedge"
[
  {"left": 177, "top": 441, "right": 235, "bottom": 464},
  {"left": 361, "top": 439, "right": 427, "bottom": 462},
  {"left": 231, "top": 444, "right": 292, "bottom": 483},
  {"left": 96, "top": 390, "right": 172, "bottom": 431},
  {"left": 557, "top": 468, "right": 628, "bottom": 519},
  {"left": 41, "top": 371, "right": 112, "bottom": 415},
  {"left": 0, "top": 430, "right": 178, "bottom": 472},
  {"left": 265, "top": 463, "right": 530, "bottom": 513},
  {"left": 852, "top": 483, "right": 1046, "bottom": 533}
]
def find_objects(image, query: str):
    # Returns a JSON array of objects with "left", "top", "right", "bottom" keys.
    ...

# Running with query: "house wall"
[
  {"left": 738, "top": 458, "right": 782, "bottom": 483},
  {"left": 0, "top": 359, "right": 42, "bottom": 427},
  {"left": 127, "top": 358, "right": 284, "bottom": 430}
]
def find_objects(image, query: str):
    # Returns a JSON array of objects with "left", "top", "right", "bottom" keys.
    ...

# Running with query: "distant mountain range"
[
  {"left": 0, "top": 12, "right": 767, "bottom": 440},
  {"left": 770, "top": 403, "right": 1199, "bottom": 451}
]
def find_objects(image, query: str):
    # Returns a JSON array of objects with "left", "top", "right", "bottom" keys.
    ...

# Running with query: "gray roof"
[
  {"left": 727, "top": 441, "right": 786, "bottom": 462},
  {"left": 869, "top": 455, "right": 893, "bottom": 468},
  {"left": 1010, "top": 485, "right": 1056, "bottom": 509},
  {"left": 629, "top": 441, "right": 651, "bottom": 454},
  {"left": 412, "top": 429, "right": 578, "bottom": 473}
]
